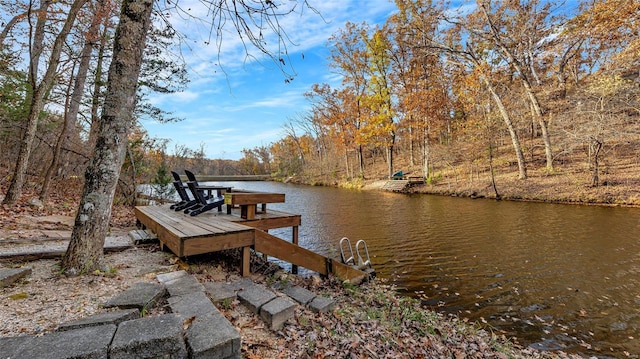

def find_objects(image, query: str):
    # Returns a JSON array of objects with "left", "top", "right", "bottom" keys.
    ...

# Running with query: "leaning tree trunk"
[
  {"left": 479, "top": 3, "right": 553, "bottom": 172},
  {"left": 482, "top": 75, "right": 528, "bottom": 179},
  {"left": 62, "top": 0, "right": 154, "bottom": 274}
]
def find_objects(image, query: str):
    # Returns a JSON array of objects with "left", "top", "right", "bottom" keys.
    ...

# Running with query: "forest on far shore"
[{"left": 1, "top": 0, "right": 638, "bottom": 208}]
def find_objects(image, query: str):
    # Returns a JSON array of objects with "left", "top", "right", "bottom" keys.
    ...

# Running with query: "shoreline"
[{"left": 331, "top": 176, "right": 640, "bottom": 208}]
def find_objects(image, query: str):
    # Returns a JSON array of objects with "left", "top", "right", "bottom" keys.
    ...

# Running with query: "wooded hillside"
[
  {"left": 262, "top": 0, "right": 639, "bottom": 199},
  {"left": 1, "top": 0, "right": 638, "bottom": 207}
]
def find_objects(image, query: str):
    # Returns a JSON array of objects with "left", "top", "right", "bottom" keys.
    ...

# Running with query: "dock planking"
[
  {"left": 135, "top": 206, "right": 254, "bottom": 257},
  {"left": 134, "top": 202, "right": 367, "bottom": 284}
]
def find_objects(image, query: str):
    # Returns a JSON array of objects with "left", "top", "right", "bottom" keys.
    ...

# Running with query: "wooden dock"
[
  {"left": 134, "top": 203, "right": 367, "bottom": 284},
  {"left": 381, "top": 176, "right": 425, "bottom": 192}
]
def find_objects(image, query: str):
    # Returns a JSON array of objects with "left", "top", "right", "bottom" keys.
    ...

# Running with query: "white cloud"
[
  {"left": 161, "top": 0, "right": 396, "bottom": 76},
  {"left": 145, "top": 1, "right": 398, "bottom": 160}
]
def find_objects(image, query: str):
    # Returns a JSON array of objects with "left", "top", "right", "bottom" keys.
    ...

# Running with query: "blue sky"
[{"left": 143, "top": 1, "right": 399, "bottom": 160}]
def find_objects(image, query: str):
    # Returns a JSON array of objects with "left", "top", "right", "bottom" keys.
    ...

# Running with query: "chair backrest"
[
  {"left": 184, "top": 170, "right": 197, "bottom": 182},
  {"left": 171, "top": 171, "right": 190, "bottom": 201},
  {"left": 187, "top": 181, "right": 207, "bottom": 204}
]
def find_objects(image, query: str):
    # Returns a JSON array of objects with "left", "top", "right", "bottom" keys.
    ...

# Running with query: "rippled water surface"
[{"left": 203, "top": 181, "right": 640, "bottom": 357}]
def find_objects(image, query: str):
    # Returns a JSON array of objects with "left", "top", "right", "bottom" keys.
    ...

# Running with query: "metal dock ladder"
[{"left": 339, "top": 237, "right": 376, "bottom": 279}]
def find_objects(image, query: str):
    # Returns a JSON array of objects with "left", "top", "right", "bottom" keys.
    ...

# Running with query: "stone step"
[
  {"left": 260, "top": 296, "right": 296, "bottom": 330},
  {"left": 1, "top": 272, "right": 243, "bottom": 359},
  {"left": 57, "top": 309, "right": 140, "bottom": 331},
  {"left": 282, "top": 285, "right": 335, "bottom": 313},
  {"left": 104, "top": 282, "right": 166, "bottom": 310},
  {"left": 283, "top": 285, "right": 316, "bottom": 305},
  {"left": 186, "top": 313, "right": 241, "bottom": 359},
  {"left": 110, "top": 314, "right": 187, "bottom": 359},
  {"left": 2, "top": 270, "right": 334, "bottom": 359},
  {"left": 226, "top": 279, "right": 335, "bottom": 329},
  {"left": 0, "top": 324, "right": 117, "bottom": 359},
  {"left": 168, "top": 291, "right": 219, "bottom": 320},
  {"left": 158, "top": 272, "right": 241, "bottom": 358},
  {"left": 164, "top": 273, "right": 205, "bottom": 297},
  {"left": 236, "top": 281, "right": 277, "bottom": 314},
  {"left": 0, "top": 267, "right": 32, "bottom": 287}
]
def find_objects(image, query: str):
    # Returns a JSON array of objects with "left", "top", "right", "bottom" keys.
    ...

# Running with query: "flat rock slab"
[
  {"left": 260, "top": 296, "right": 296, "bottom": 330},
  {"left": 228, "top": 277, "right": 255, "bottom": 291},
  {"left": 168, "top": 291, "right": 219, "bottom": 319},
  {"left": 203, "top": 281, "right": 237, "bottom": 303},
  {"left": 237, "top": 282, "right": 276, "bottom": 314},
  {"left": 0, "top": 336, "right": 30, "bottom": 359},
  {"left": 0, "top": 324, "right": 116, "bottom": 359},
  {"left": 57, "top": 309, "right": 140, "bottom": 331},
  {"left": 283, "top": 285, "right": 316, "bottom": 305},
  {"left": 156, "top": 270, "right": 189, "bottom": 284},
  {"left": 110, "top": 314, "right": 187, "bottom": 359},
  {"left": 186, "top": 313, "right": 241, "bottom": 359},
  {"left": 309, "top": 296, "right": 335, "bottom": 313},
  {"left": 104, "top": 282, "right": 165, "bottom": 310},
  {"left": 0, "top": 267, "right": 32, "bottom": 287},
  {"left": 164, "top": 274, "right": 205, "bottom": 297}
]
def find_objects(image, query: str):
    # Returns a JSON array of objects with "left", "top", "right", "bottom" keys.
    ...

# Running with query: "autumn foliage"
[{"left": 265, "top": 0, "right": 639, "bottom": 192}]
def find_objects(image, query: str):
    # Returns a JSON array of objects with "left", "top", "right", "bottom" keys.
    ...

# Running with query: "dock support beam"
[
  {"left": 292, "top": 226, "right": 299, "bottom": 274},
  {"left": 241, "top": 246, "right": 250, "bottom": 276}
]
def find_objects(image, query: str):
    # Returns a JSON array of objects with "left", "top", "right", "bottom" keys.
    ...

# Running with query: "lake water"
[{"left": 176, "top": 181, "right": 640, "bottom": 357}]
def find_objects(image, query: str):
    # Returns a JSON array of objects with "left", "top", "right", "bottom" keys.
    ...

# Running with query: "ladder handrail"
[
  {"left": 339, "top": 237, "right": 356, "bottom": 266},
  {"left": 355, "top": 239, "right": 371, "bottom": 269}
]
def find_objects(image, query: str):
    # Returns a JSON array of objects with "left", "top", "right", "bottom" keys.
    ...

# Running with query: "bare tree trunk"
[
  {"left": 40, "top": 63, "right": 76, "bottom": 202},
  {"left": 3, "top": 0, "right": 87, "bottom": 205},
  {"left": 522, "top": 78, "right": 553, "bottom": 170},
  {"left": 525, "top": 40, "right": 542, "bottom": 86},
  {"left": 482, "top": 75, "right": 527, "bottom": 179},
  {"left": 344, "top": 149, "right": 350, "bottom": 179},
  {"left": 422, "top": 123, "right": 430, "bottom": 179},
  {"left": 479, "top": 3, "right": 553, "bottom": 171},
  {"left": 62, "top": 0, "right": 153, "bottom": 274},
  {"left": 29, "top": 0, "right": 51, "bottom": 87},
  {"left": 488, "top": 139, "right": 500, "bottom": 200},
  {"left": 408, "top": 125, "right": 415, "bottom": 167},
  {"left": 387, "top": 145, "right": 394, "bottom": 179},
  {"left": 590, "top": 138, "right": 602, "bottom": 187},
  {"left": 357, "top": 144, "right": 364, "bottom": 177},
  {"left": 87, "top": 22, "right": 110, "bottom": 154}
]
